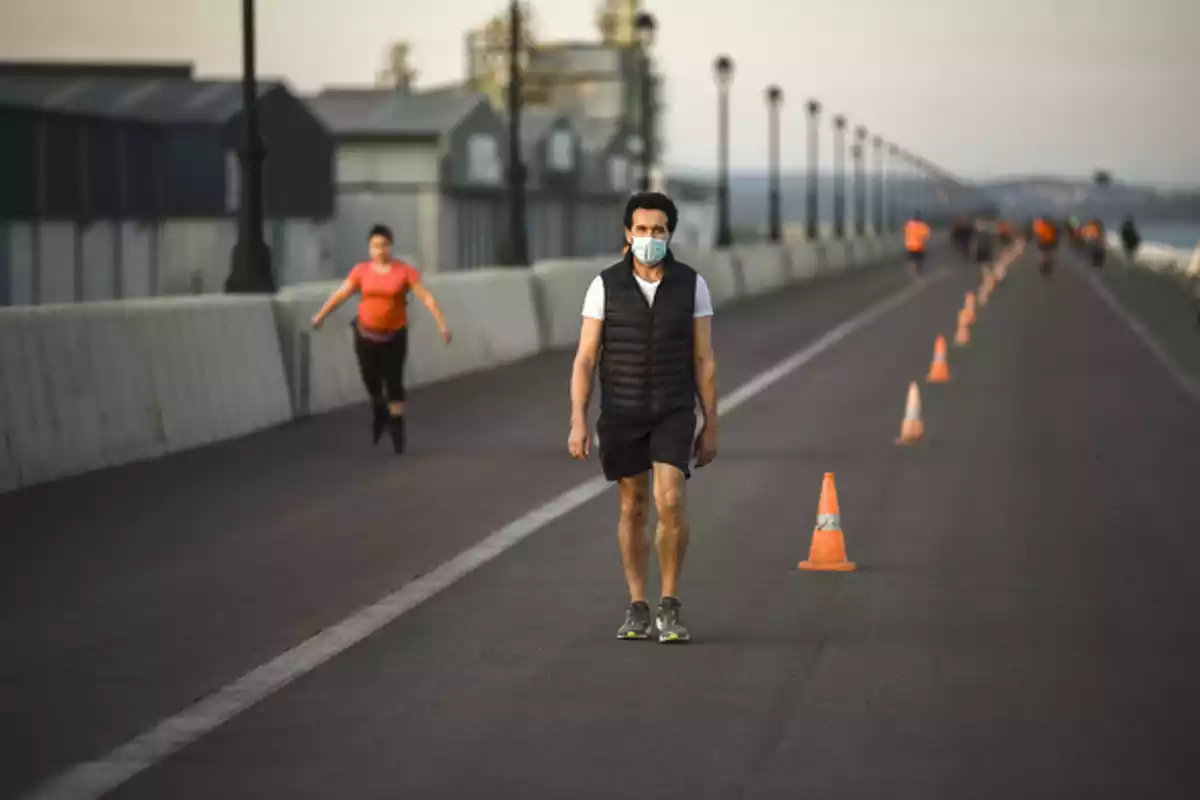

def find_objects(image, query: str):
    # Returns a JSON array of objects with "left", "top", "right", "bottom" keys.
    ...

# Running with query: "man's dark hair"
[
  {"left": 367, "top": 224, "right": 393, "bottom": 243},
  {"left": 623, "top": 192, "right": 678, "bottom": 233}
]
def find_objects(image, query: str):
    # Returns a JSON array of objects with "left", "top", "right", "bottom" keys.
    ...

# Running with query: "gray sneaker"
[
  {"left": 656, "top": 597, "right": 691, "bottom": 644},
  {"left": 616, "top": 601, "right": 653, "bottom": 640}
]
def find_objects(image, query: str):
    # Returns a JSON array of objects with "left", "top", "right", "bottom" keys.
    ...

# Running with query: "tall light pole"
[
  {"left": 765, "top": 84, "right": 783, "bottom": 243},
  {"left": 805, "top": 99, "right": 821, "bottom": 241},
  {"left": 872, "top": 135, "right": 884, "bottom": 236},
  {"left": 714, "top": 54, "right": 734, "bottom": 248},
  {"left": 888, "top": 143, "right": 899, "bottom": 231},
  {"left": 832, "top": 114, "right": 847, "bottom": 240},
  {"left": 635, "top": 12, "right": 656, "bottom": 192},
  {"left": 504, "top": 0, "right": 529, "bottom": 266},
  {"left": 226, "top": 0, "right": 274, "bottom": 293},
  {"left": 853, "top": 125, "right": 867, "bottom": 238}
]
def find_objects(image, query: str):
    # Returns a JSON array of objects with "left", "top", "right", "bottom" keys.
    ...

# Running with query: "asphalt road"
[{"left": 6, "top": 247, "right": 1200, "bottom": 799}]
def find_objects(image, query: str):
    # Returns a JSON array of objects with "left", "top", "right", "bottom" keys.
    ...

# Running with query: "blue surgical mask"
[{"left": 630, "top": 236, "right": 668, "bottom": 266}]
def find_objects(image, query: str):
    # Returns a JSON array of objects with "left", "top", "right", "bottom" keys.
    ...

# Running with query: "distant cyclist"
[
  {"left": 1032, "top": 216, "right": 1059, "bottom": 274},
  {"left": 904, "top": 212, "right": 933, "bottom": 276}
]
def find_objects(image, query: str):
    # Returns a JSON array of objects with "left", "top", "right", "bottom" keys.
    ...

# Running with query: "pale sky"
[{"left": 3, "top": 0, "right": 1198, "bottom": 186}]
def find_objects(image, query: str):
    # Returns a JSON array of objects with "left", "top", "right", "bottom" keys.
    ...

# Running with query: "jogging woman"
[{"left": 311, "top": 224, "right": 452, "bottom": 454}]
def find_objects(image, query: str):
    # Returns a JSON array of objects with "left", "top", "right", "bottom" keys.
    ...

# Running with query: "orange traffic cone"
[
  {"left": 798, "top": 472, "right": 857, "bottom": 572},
  {"left": 927, "top": 335, "right": 951, "bottom": 383},
  {"left": 954, "top": 309, "right": 971, "bottom": 347},
  {"left": 963, "top": 291, "right": 978, "bottom": 324},
  {"left": 895, "top": 381, "right": 924, "bottom": 444}
]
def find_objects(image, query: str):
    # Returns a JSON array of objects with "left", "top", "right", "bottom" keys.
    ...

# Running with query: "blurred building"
[
  {"left": 463, "top": 0, "right": 662, "bottom": 182},
  {"left": 0, "top": 61, "right": 335, "bottom": 306}
]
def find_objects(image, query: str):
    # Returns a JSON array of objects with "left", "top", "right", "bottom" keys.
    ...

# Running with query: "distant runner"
[
  {"left": 997, "top": 220, "right": 1015, "bottom": 248},
  {"left": 312, "top": 224, "right": 452, "bottom": 454},
  {"left": 569, "top": 191, "right": 718, "bottom": 644},
  {"left": 904, "top": 212, "right": 932, "bottom": 276},
  {"left": 950, "top": 216, "right": 973, "bottom": 261},
  {"left": 1033, "top": 216, "right": 1059, "bottom": 275},
  {"left": 1120, "top": 217, "right": 1142, "bottom": 263},
  {"left": 1080, "top": 219, "right": 1106, "bottom": 268},
  {"left": 974, "top": 216, "right": 998, "bottom": 269}
]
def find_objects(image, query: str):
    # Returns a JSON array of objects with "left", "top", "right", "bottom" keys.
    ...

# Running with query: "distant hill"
[{"left": 666, "top": 169, "right": 1200, "bottom": 229}]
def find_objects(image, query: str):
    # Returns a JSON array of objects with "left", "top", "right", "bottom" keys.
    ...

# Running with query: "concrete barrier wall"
[
  {"left": 2, "top": 239, "right": 920, "bottom": 493},
  {"left": 274, "top": 268, "right": 543, "bottom": 416},
  {"left": 532, "top": 256, "right": 613, "bottom": 349},
  {"left": 786, "top": 242, "right": 820, "bottom": 281},
  {"left": 672, "top": 247, "right": 740, "bottom": 308},
  {"left": 0, "top": 296, "right": 292, "bottom": 493},
  {"left": 734, "top": 244, "right": 790, "bottom": 296}
]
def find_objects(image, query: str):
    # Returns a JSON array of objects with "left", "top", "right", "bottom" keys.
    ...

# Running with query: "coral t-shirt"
[{"left": 348, "top": 261, "right": 421, "bottom": 333}]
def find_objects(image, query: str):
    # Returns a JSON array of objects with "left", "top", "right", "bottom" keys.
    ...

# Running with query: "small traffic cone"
[
  {"left": 963, "top": 291, "right": 978, "bottom": 324},
  {"left": 895, "top": 381, "right": 924, "bottom": 444},
  {"left": 954, "top": 309, "right": 971, "bottom": 347},
  {"left": 798, "top": 472, "right": 856, "bottom": 572},
  {"left": 927, "top": 335, "right": 951, "bottom": 383}
]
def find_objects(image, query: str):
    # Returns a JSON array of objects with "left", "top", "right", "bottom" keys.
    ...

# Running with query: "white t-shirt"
[{"left": 581, "top": 273, "right": 714, "bottom": 320}]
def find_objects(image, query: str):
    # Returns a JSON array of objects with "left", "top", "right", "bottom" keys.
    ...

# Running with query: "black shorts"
[
  {"left": 352, "top": 322, "right": 408, "bottom": 402},
  {"left": 597, "top": 408, "right": 696, "bottom": 482},
  {"left": 1038, "top": 241, "right": 1058, "bottom": 253},
  {"left": 976, "top": 246, "right": 994, "bottom": 263},
  {"left": 907, "top": 250, "right": 926, "bottom": 264}
]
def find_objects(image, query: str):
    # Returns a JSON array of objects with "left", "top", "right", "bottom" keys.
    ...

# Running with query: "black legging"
[{"left": 352, "top": 323, "right": 408, "bottom": 403}]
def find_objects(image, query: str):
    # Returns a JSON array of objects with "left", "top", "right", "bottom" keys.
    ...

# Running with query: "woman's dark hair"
[
  {"left": 623, "top": 192, "right": 678, "bottom": 233},
  {"left": 368, "top": 224, "right": 393, "bottom": 243}
]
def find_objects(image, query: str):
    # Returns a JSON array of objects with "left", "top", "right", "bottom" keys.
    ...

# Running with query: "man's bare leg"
[
  {"left": 617, "top": 474, "right": 651, "bottom": 602},
  {"left": 653, "top": 462, "right": 689, "bottom": 600}
]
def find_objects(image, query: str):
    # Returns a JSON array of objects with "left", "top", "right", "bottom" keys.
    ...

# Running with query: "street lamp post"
[
  {"left": 888, "top": 144, "right": 899, "bottom": 231},
  {"left": 832, "top": 114, "right": 847, "bottom": 240},
  {"left": 853, "top": 125, "right": 867, "bottom": 238},
  {"left": 805, "top": 99, "right": 821, "bottom": 241},
  {"left": 226, "top": 0, "right": 274, "bottom": 294},
  {"left": 872, "top": 135, "right": 883, "bottom": 236},
  {"left": 714, "top": 54, "right": 734, "bottom": 248},
  {"left": 765, "top": 85, "right": 783, "bottom": 243},
  {"left": 635, "top": 12, "right": 656, "bottom": 192},
  {"left": 504, "top": 0, "right": 529, "bottom": 266}
]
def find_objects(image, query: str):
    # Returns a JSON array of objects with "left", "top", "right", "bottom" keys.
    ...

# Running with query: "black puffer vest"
[{"left": 598, "top": 252, "right": 698, "bottom": 419}]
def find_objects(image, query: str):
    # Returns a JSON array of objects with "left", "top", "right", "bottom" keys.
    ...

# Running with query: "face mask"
[{"left": 630, "top": 236, "right": 668, "bottom": 265}]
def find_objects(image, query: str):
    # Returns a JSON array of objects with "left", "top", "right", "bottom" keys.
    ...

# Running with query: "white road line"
[
  {"left": 21, "top": 268, "right": 948, "bottom": 800},
  {"left": 1073, "top": 260, "right": 1200, "bottom": 404}
]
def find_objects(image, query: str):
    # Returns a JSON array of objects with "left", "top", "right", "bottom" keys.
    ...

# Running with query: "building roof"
[
  {"left": 0, "top": 74, "right": 279, "bottom": 123},
  {"left": 308, "top": 86, "right": 485, "bottom": 139}
]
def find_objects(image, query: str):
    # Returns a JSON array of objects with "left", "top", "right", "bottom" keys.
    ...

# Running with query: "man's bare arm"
[
  {"left": 571, "top": 317, "right": 604, "bottom": 424},
  {"left": 693, "top": 316, "right": 717, "bottom": 428}
]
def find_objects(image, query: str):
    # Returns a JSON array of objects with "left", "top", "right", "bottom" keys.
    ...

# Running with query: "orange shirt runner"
[
  {"left": 348, "top": 260, "right": 421, "bottom": 335},
  {"left": 905, "top": 220, "right": 932, "bottom": 253},
  {"left": 1033, "top": 218, "right": 1058, "bottom": 245}
]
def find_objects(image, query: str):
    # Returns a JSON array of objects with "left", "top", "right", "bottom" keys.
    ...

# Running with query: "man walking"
[{"left": 568, "top": 191, "right": 718, "bottom": 644}]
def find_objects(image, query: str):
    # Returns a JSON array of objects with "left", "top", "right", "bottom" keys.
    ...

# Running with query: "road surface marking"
[
  {"left": 22, "top": 268, "right": 948, "bottom": 800},
  {"left": 1073, "top": 261, "right": 1200, "bottom": 404}
]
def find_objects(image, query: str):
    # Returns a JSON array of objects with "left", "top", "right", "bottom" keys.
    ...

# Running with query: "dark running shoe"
[
  {"left": 371, "top": 400, "right": 388, "bottom": 444},
  {"left": 656, "top": 597, "right": 691, "bottom": 644},
  {"left": 616, "top": 601, "right": 653, "bottom": 640},
  {"left": 388, "top": 414, "right": 406, "bottom": 454}
]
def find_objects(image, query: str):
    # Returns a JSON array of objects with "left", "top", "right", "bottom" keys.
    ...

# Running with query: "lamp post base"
[{"left": 226, "top": 239, "right": 275, "bottom": 294}]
